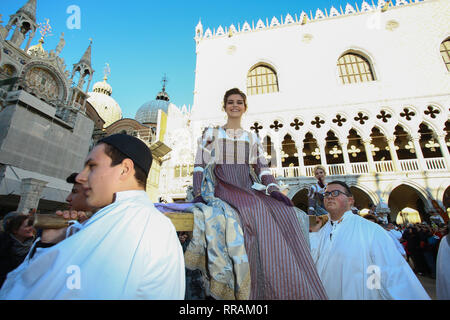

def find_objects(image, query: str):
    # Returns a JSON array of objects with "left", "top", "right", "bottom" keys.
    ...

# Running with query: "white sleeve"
[
  {"left": 370, "top": 229, "right": 430, "bottom": 300},
  {"left": 137, "top": 216, "right": 186, "bottom": 300},
  {"left": 309, "top": 232, "right": 321, "bottom": 264}
]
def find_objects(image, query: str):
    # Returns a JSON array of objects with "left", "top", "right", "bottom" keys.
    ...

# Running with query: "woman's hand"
[
  {"left": 270, "top": 191, "right": 294, "bottom": 207},
  {"left": 192, "top": 195, "right": 207, "bottom": 204}
]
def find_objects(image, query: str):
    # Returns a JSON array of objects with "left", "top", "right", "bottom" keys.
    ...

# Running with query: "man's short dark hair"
[
  {"left": 327, "top": 181, "right": 353, "bottom": 196},
  {"left": 102, "top": 143, "right": 148, "bottom": 189}
]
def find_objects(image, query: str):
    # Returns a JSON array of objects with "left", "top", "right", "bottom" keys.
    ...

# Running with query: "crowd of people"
[
  {"left": 362, "top": 210, "right": 447, "bottom": 282},
  {"left": 0, "top": 87, "right": 448, "bottom": 301}
]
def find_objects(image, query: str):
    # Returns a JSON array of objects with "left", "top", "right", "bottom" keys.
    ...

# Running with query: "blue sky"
[{"left": 3, "top": 0, "right": 360, "bottom": 119}]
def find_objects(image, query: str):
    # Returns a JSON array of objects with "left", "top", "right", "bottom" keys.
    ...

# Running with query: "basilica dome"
[
  {"left": 135, "top": 89, "right": 174, "bottom": 124},
  {"left": 87, "top": 78, "right": 122, "bottom": 127}
]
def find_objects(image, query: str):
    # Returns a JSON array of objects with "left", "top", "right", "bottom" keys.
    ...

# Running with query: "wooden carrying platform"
[{"left": 164, "top": 212, "right": 328, "bottom": 232}]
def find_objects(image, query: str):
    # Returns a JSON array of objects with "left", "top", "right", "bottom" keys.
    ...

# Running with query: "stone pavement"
[{"left": 417, "top": 275, "right": 436, "bottom": 300}]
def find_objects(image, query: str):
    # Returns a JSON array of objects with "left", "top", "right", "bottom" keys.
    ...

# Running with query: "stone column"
[
  {"left": 295, "top": 141, "right": 306, "bottom": 176},
  {"left": 411, "top": 135, "right": 425, "bottom": 171},
  {"left": 318, "top": 140, "right": 328, "bottom": 174},
  {"left": 387, "top": 137, "right": 400, "bottom": 172},
  {"left": 437, "top": 134, "right": 450, "bottom": 169},
  {"left": 340, "top": 139, "right": 352, "bottom": 174},
  {"left": 274, "top": 141, "right": 282, "bottom": 177},
  {"left": 363, "top": 138, "right": 376, "bottom": 174},
  {"left": 25, "top": 29, "right": 35, "bottom": 51},
  {"left": 17, "top": 178, "right": 48, "bottom": 214}
]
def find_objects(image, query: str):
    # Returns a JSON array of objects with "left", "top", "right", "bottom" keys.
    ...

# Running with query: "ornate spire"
[
  {"left": 17, "top": 0, "right": 37, "bottom": 22},
  {"left": 79, "top": 39, "right": 92, "bottom": 67}
]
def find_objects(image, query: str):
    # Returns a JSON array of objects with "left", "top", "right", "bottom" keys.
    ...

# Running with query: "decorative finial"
[
  {"left": 161, "top": 74, "right": 169, "bottom": 91},
  {"left": 38, "top": 18, "right": 53, "bottom": 42},
  {"left": 103, "top": 63, "right": 111, "bottom": 81},
  {"left": 89, "top": 38, "right": 93, "bottom": 44}
]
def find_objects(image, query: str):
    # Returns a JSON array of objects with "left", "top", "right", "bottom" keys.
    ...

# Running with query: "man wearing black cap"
[
  {"left": 0, "top": 134, "right": 185, "bottom": 300},
  {"left": 65, "top": 173, "right": 96, "bottom": 213}
]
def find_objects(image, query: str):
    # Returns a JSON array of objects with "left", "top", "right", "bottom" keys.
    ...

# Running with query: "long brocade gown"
[{"left": 193, "top": 127, "right": 327, "bottom": 300}]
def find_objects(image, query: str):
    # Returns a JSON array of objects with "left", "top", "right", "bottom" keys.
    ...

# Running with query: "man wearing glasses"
[{"left": 309, "top": 181, "right": 430, "bottom": 300}]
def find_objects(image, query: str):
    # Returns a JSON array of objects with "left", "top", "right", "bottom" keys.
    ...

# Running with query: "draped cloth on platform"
[{"left": 188, "top": 127, "right": 327, "bottom": 300}]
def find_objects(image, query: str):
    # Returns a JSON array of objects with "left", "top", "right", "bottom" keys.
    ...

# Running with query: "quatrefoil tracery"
[
  {"left": 400, "top": 108, "right": 415, "bottom": 121},
  {"left": 354, "top": 112, "right": 369, "bottom": 125},
  {"left": 250, "top": 122, "right": 263, "bottom": 134},
  {"left": 270, "top": 120, "right": 283, "bottom": 132},
  {"left": 290, "top": 118, "right": 304, "bottom": 130},
  {"left": 332, "top": 114, "right": 347, "bottom": 127},
  {"left": 424, "top": 106, "right": 440, "bottom": 119},
  {"left": 377, "top": 110, "right": 392, "bottom": 123},
  {"left": 311, "top": 116, "right": 325, "bottom": 129}
]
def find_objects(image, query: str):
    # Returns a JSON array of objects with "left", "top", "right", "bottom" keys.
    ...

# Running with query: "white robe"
[
  {"left": 310, "top": 211, "right": 430, "bottom": 300},
  {"left": 0, "top": 190, "right": 185, "bottom": 300},
  {"left": 387, "top": 229, "right": 406, "bottom": 257},
  {"left": 436, "top": 235, "right": 450, "bottom": 300}
]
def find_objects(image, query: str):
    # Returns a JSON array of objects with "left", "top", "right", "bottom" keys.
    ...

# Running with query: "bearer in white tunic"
[
  {"left": 0, "top": 134, "right": 185, "bottom": 300},
  {"left": 436, "top": 233, "right": 450, "bottom": 300},
  {"left": 309, "top": 181, "right": 430, "bottom": 300}
]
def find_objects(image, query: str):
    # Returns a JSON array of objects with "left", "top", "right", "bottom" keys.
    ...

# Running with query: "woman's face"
[
  {"left": 13, "top": 218, "right": 35, "bottom": 239},
  {"left": 315, "top": 169, "right": 325, "bottom": 181},
  {"left": 224, "top": 94, "right": 246, "bottom": 119}
]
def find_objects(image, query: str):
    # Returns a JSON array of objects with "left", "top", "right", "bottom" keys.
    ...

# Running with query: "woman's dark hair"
[
  {"left": 223, "top": 88, "right": 248, "bottom": 111},
  {"left": 102, "top": 143, "right": 148, "bottom": 189},
  {"left": 4, "top": 214, "right": 29, "bottom": 234}
]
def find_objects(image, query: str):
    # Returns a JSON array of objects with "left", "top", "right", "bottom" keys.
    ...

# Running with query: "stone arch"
[
  {"left": 20, "top": 62, "right": 68, "bottom": 103},
  {"left": 388, "top": 181, "right": 433, "bottom": 223},
  {"left": 303, "top": 131, "right": 321, "bottom": 167},
  {"left": 281, "top": 133, "right": 297, "bottom": 167},
  {"left": 418, "top": 122, "right": 443, "bottom": 158},
  {"left": 290, "top": 186, "right": 310, "bottom": 212},
  {"left": 349, "top": 185, "right": 376, "bottom": 211},
  {"left": 0, "top": 63, "right": 17, "bottom": 77},
  {"left": 325, "top": 129, "right": 343, "bottom": 165},
  {"left": 393, "top": 123, "right": 415, "bottom": 160},
  {"left": 370, "top": 126, "right": 391, "bottom": 161},
  {"left": 443, "top": 185, "right": 450, "bottom": 211},
  {"left": 261, "top": 134, "right": 276, "bottom": 167},
  {"left": 347, "top": 128, "right": 367, "bottom": 163}
]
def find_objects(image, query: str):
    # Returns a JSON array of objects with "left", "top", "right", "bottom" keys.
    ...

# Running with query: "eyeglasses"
[{"left": 323, "top": 190, "right": 351, "bottom": 198}]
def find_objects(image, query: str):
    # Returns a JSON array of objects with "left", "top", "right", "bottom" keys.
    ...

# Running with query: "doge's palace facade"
[{"left": 163, "top": 0, "right": 450, "bottom": 222}]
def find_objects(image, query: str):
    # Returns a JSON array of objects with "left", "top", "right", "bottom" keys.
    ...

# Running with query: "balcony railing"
[
  {"left": 270, "top": 157, "right": 448, "bottom": 178},
  {"left": 399, "top": 159, "right": 420, "bottom": 172},
  {"left": 425, "top": 157, "right": 447, "bottom": 171}
]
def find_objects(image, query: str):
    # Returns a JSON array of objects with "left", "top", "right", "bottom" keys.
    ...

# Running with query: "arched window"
[
  {"left": 440, "top": 38, "right": 450, "bottom": 71},
  {"left": 247, "top": 64, "right": 279, "bottom": 95},
  {"left": 337, "top": 52, "right": 375, "bottom": 84}
]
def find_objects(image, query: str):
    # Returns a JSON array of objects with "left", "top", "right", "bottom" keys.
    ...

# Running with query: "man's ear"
[
  {"left": 119, "top": 159, "right": 135, "bottom": 180},
  {"left": 349, "top": 196, "right": 355, "bottom": 207}
]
